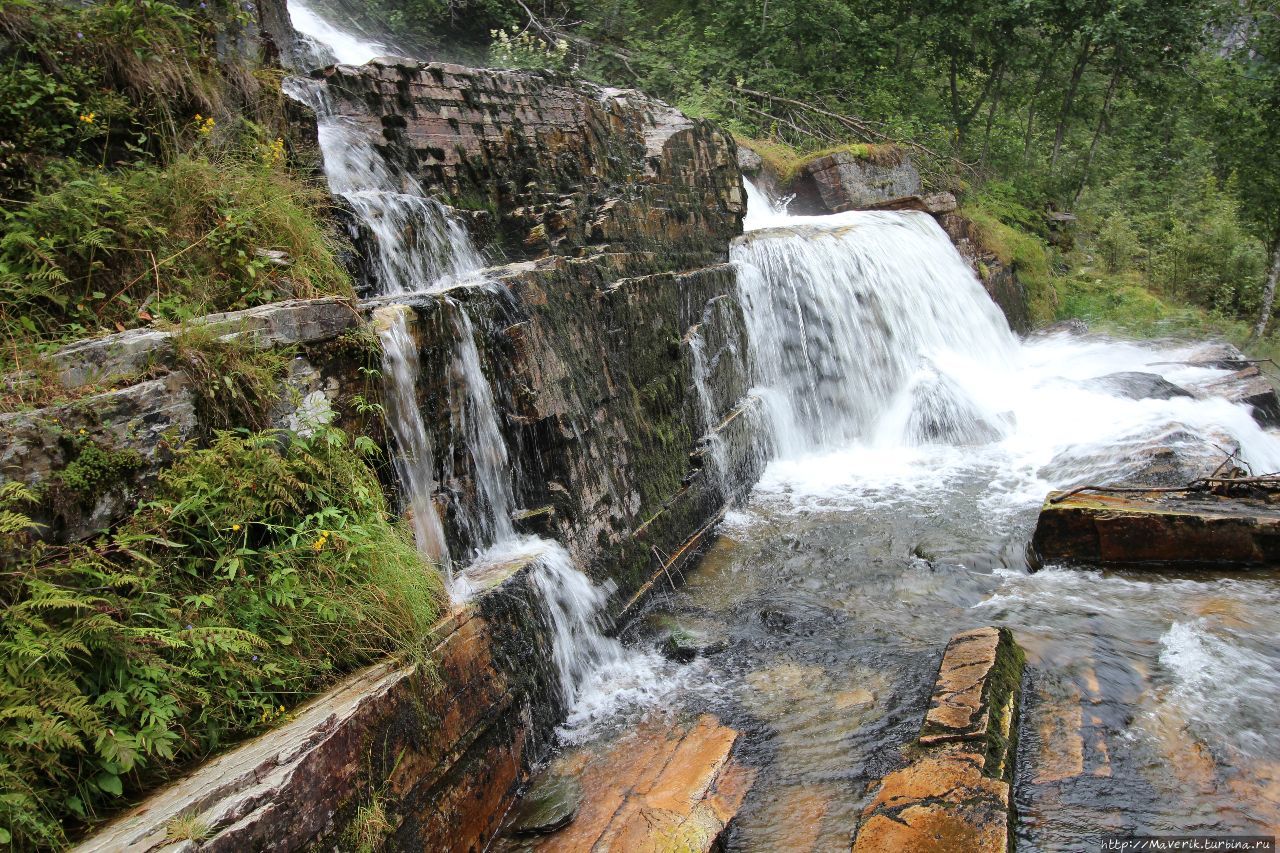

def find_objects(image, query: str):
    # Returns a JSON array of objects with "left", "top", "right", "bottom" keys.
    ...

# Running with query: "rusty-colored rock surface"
[
  {"left": 504, "top": 713, "right": 754, "bottom": 852},
  {"left": 76, "top": 558, "right": 558, "bottom": 853},
  {"left": 852, "top": 627, "right": 1024, "bottom": 853},
  {"left": 1032, "top": 490, "right": 1280, "bottom": 568}
]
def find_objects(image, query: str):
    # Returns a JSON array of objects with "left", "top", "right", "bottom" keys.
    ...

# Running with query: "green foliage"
[
  {"left": 0, "top": 152, "right": 351, "bottom": 356},
  {"left": 488, "top": 27, "right": 573, "bottom": 71},
  {"left": 0, "top": 425, "right": 443, "bottom": 850},
  {"left": 171, "top": 325, "right": 291, "bottom": 434},
  {"left": 961, "top": 199, "right": 1057, "bottom": 327}
]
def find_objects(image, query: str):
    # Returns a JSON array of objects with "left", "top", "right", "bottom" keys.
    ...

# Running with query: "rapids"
[{"left": 572, "top": 183, "right": 1280, "bottom": 848}]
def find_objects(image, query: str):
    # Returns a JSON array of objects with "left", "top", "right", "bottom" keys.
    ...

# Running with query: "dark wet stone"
[
  {"left": 511, "top": 774, "right": 582, "bottom": 835},
  {"left": 1085, "top": 371, "right": 1193, "bottom": 401},
  {"left": 663, "top": 626, "right": 729, "bottom": 662}
]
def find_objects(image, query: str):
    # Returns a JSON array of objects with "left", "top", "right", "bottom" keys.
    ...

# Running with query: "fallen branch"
[{"left": 1049, "top": 471, "right": 1280, "bottom": 504}]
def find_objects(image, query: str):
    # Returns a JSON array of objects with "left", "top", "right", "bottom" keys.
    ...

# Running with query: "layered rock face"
[
  {"left": 317, "top": 60, "right": 743, "bottom": 272},
  {"left": 312, "top": 60, "right": 762, "bottom": 597},
  {"left": 72, "top": 60, "right": 762, "bottom": 853}
]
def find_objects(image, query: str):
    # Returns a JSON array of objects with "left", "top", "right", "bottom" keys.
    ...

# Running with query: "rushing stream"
[
  {"left": 282, "top": 5, "right": 1279, "bottom": 842},
  {"left": 524, "top": 184, "right": 1280, "bottom": 849}
]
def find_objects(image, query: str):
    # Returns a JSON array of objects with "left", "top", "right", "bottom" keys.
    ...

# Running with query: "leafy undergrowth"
[
  {"left": 1052, "top": 270, "right": 1280, "bottom": 363},
  {"left": 0, "top": 426, "right": 444, "bottom": 850},
  {"left": 0, "top": 0, "right": 352, "bottom": 401}
]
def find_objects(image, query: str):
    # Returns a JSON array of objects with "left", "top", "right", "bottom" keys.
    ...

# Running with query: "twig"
[{"left": 1050, "top": 472, "right": 1280, "bottom": 503}]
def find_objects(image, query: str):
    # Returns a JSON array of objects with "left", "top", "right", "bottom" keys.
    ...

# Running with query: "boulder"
[
  {"left": 804, "top": 150, "right": 922, "bottom": 213},
  {"left": 1084, "top": 371, "right": 1193, "bottom": 401},
  {"left": 510, "top": 774, "right": 583, "bottom": 835},
  {"left": 1031, "top": 489, "right": 1280, "bottom": 569}
]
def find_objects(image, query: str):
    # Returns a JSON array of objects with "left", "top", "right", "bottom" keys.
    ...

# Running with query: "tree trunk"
[
  {"left": 1250, "top": 233, "right": 1280, "bottom": 342},
  {"left": 1072, "top": 68, "right": 1121, "bottom": 206},
  {"left": 980, "top": 68, "right": 1006, "bottom": 168},
  {"left": 1051, "top": 34, "right": 1092, "bottom": 170}
]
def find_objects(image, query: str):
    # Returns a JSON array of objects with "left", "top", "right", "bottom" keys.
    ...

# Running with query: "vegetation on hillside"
[
  {"left": 413, "top": 0, "right": 1280, "bottom": 345},
  {"left": 0, "top": 0, "right": 351, "bottom": 380},
  {"left": 1, "top": 424, "right": 443, "bottom": 849},
  {"left": 0, "top": 4, "right": 427, "bottom": 848}
]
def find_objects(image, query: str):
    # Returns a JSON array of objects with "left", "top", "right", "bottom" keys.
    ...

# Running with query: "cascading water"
[
  {"left": 447, "top": 306, "right": 517, "bottom": 552},
  {"left": 287, "top": 0, "right": 390, "bottom": 67},
  {"left": 283, "top": 7, "right": 663, "bottom": 727},
  {"left": 734, "top": 198, "right": 1017, "bottom": 456},
  {"left": 614, "top": 181, "right": 1280, "bottom": 848}
]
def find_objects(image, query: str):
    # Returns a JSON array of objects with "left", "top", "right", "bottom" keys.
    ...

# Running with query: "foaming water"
[
  {"left": 559, "top": 182, "right": 1280, "bottom": 849},
  {"left": 287, "top": 0, "right": 388, "bottom": 66},
  {"left": 286, "top": 57, "right": 661, "bottom": 736}
]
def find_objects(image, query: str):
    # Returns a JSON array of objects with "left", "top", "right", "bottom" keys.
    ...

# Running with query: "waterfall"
[
  {"left": 737, "top": 178, "right": 1280, "bottom": 502},
  {"left": 287, "top": 0, "right": 389, "bottom": 67},
  {"left": 687, "top": 326, "right": 730, "bottom": 496},
  {"left": 373, "top": 305, "right": 450, "bottom": 568},
  {"left": 448, "top": 307, "right": 517, "bottom": 552},
  {"left": 735, "top": 182, "right": 1017, "bottom": 456},
  {"left": 284, "top": 10, "right": 662, "bottom": 728}
]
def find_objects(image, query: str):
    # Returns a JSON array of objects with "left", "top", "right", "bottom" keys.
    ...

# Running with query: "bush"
[
  {"left": 0, "top": 426, "right": 443, "bottom": 850},
  {"left": 0, "top": 152, "right": 351, "bottom": 359}
]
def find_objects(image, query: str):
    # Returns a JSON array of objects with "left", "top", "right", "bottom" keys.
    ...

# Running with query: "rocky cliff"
[{"left": 68, "top": 57, "right": 763, "bottom": 852}]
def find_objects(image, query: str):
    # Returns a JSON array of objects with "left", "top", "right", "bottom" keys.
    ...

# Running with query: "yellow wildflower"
[
  {"left": 78, "top": 112, "right": 95, "bottom": 124},
  {"left": 232, "top": 523, "right": 242, "bottom": 532}
]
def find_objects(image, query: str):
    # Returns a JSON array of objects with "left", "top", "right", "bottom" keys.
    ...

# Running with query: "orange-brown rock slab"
[{"left": 527, "top": 714, "right": 754, "bottom": 853}]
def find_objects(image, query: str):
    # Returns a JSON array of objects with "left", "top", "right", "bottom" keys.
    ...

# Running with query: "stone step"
[
  {"left": 851, "top": 627, "right": 1025, "bottom": 853},
  {"left": 505, "top": 714, "right": 754, "bottom": 852},
  {"left": 1032, "top": 489, "right": 1280, "bottom": 568}
]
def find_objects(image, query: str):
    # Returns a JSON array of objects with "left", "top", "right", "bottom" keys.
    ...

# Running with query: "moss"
[
  {"left": 980, "top": 627, "right": 1025, "bottom": 782},
  {"left": 54, "top": 442, "right": 143, "bottom": 504},
  {"left": 961, "top": 205, "right": 1057, "bottom": 327},
  {"left": 736, "top": 135, "right": 904, "bottom": 182}
]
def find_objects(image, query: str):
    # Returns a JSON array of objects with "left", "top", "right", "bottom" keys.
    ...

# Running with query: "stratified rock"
[
  {"left": 1031, "top": 489, "right": 1280, "bottom": 568},
  {"left": 1085, "top": 371, "right": 1193, "bottom": 401},
  {"left": 804, "top": 150, "right": 922, "bottom": 213},
  {"left": 852, "top": 626, "right": 1024, "bottom": 853},
  {"left": 507, "top": 714, "right": 754, "bottom": 852},
  {"left": 511, "top": 774, "right": 582, "bottom": 835},
  {"left": 0, "top": 375, "right": 197, "bottom": 542},
  {"left": 316, "top": 63, "right": 743, "bottom": 268}
]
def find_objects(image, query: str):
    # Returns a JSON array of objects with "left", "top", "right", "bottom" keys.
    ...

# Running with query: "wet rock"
[
  {"left": 805, "top": 150, "right": 922, "bottom": 213},
  {"left": 511, "top": 774, "right": 582, "bottom": 835},
  {"left": 1085, "top": 371, "right": 1193, "bottom": 401},
  {"left": 1031, "top": 489, "right": 1280, "bottom": 568},
  {"left": 935, "top": 213, "right": 1033, "bottom": 334},
  {"left": 507, "top": 714, "right": 753, "bottom": 852},
  {"left": 852, "top": 627, "right": 1024, "bottom": 853},
  {"left": 663, "top": 625, "right": 729, "bottom": 662}
]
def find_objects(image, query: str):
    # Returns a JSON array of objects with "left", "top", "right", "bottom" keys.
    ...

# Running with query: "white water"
[
  {"left": 285, "top": 15, "right": 662, "bottom": 727},
  {"left": 287, "top": 0, "right": 388, "bottom": 66},
  {"left": 687, "top": 326, "right": 730, "bottom": 496},
  {"left": 735, "top": 180, "right": 1280, "bottom": 779},
  {"left": 737, "top": 179, "right": 1280, "bottom": 496},
  {"left": 448, "top": 307, "right": 517, "bottom": 552},
  {"left": 373, "top": 305, "right": 450, "bottom": 569}
]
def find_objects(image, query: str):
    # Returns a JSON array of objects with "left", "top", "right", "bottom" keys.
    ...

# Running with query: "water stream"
[
  {"left": 528, "top": 183, "right": 1280, "bottom": 849},
  {"left": 283, "top": 6, "right": 662, "bottom": 722}
]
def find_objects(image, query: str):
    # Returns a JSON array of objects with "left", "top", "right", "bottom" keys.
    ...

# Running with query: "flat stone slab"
[
  {"left": 1032, "top": 490, "right": 1280, "bottom": 568},
  {"left": 852, "top": 627, "right": 1024, "bottom": 853},
  {"left": 511, "top": 714, "right": 754, "bottom": 852}
]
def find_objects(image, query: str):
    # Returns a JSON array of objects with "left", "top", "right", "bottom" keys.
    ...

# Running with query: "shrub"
[
  {"left": 0, "top": 426, "right": 443, "bottom": 850},
  {"left": 0, "top": 153, "right": 351, "bottom": 362}
]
